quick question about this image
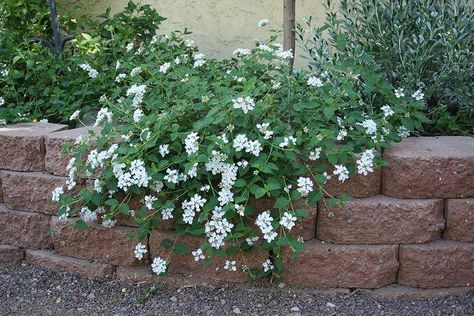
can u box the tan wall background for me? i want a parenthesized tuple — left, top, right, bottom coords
(61, 0, 332, 67)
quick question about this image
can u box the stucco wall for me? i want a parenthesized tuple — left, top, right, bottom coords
(60, 0, 331, 67)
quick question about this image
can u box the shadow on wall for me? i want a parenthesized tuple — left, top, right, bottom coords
(59, 0, 331, 67)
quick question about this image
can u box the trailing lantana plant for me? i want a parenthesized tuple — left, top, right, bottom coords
(53, 20, 426, 279)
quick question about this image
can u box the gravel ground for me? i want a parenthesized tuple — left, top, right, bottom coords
(0, 262, 472, 316)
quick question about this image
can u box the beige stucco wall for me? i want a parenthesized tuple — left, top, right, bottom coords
(62, 0, 331, 67)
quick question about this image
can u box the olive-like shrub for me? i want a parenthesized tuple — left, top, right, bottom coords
(53, 19, 425, 279)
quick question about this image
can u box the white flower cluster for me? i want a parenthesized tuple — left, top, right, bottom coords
(381, 105, 394, 118)
(94, 107, 113, 126)
(162, 208, 174, 220)
(280, 212, 297, 231)
(412, 89, 424, 101)
(144, 195, 158, 210)
(182, 194, 206, 224)
(255, 211, 277, 243)
(87, 144, 118, 169)
(52, 186, 64, 202)
(232, 96, 255, 114)
(69, 110, 80, 121)
(394, 87, 405, 98)
(192, 248, 205, 261)
(134, 243, 148, 260)
(224, 260, 237, 271)
(0, 97, 4, 107)
(126, 84, 147, 108)
(80, 207, 97, 222)
(130, 66, 142, 77)
(193, 53, 206, 68)
(205, 207, 234, 249)
(361, 119, 377, 135)
(159, 62, 171, 74)
(233, 48, 252, 57)
(296, 177, 313, 196)
(256, 123, 274, 139)
(333, 164, 349, 182)
(151, 257, 167, 275)
(398, 126, 410, 138)
(133, 108, 144, 122)
(262, 259, 274, 272)
(113, 159, 151, 191)
(309, 147, 322, 160)
(184, 132, 200, 155)
(79, 63, 98, 78)
(65, 157, 77, 190)
(232, 134, 262, 156)
(357, 149, 375, 175)
(307, 76, 323, 87)
(159, 144, 170, 157)
(279, 136, 297, 148)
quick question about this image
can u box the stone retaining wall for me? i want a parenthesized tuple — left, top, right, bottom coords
(0, 123, 473, 296)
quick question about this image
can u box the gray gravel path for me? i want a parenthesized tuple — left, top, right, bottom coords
(0, 262, 472, 315)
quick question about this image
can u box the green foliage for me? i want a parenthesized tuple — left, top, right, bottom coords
(53, 13, 424, 277)
(298, 0, 474, 135)
(0, 1, 167, 124)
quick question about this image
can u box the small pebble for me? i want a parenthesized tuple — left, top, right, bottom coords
(232, 307, 241, 314)
(170, 296, 178, 302)
(326, 302, 336, 308)
(278, 282, 286, 289)
(290, 306, 300, 312)
(87, 293, 96, 300)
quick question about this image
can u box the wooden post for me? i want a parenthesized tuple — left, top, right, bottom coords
(283, 0, 296, 68)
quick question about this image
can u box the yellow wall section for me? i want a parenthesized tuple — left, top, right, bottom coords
(60, 0, 331, 67)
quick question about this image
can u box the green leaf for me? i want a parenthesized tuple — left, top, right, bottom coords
(274, 197, 289, 209)
(74, 219, 89, 230)
(249, 185, 266, 198)
(174, 243, 189, 255)
(160, 239, 174, 249)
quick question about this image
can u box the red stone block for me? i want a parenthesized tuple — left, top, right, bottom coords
(51, 217, 147, 267)
(383, 137, 474, 198)
(0, 122, 67, 171)
(0, 204, 52, 249)
(444, 198, 474, 242)
(26, 249, 115, 279)
(399, 240, 474, 288)
(325, 168, 381, 198)
(45, 126, 100, 176)
(317, 196, 444, 244)
(283, 240, 399, 288)
(1, 171, 67, 215)
(0, 245, 25, 263)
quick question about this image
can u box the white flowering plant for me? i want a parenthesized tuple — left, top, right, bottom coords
(52, 13, 426, 279)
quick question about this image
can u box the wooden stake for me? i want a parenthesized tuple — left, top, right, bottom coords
(283, 0, 296, 68)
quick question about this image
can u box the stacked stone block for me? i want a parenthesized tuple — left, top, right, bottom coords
(0, 123, 473, 294)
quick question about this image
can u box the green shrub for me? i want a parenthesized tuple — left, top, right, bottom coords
(298, 0, 473, 135)
(0, 1, 169, 124)
(53, 16, 425, 277)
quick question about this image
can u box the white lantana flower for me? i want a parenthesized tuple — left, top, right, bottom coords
(394, 87, 405, 98)
(412, 89, 424, 101)
(280, 212, 297, 231)
(233, 48, 251, 57)
(184, 132, 199, 155)
(192, 248, 205, 261)
(296, 177, 313, 196)
(79, 63, 98, 78)
(133, 108, 144, 122)
(159, 62, 171, 74)
(381, 105, 394, 118)
(151, 257, 167, 275)
(69, 110, 80, 121)
(134, 243, 148, 260)
(309, 147, 322, 160)
(307, 76, 323, 87)
(232, 96, 255, 114)
(51, 186, 64, 202)
(224, 260, 237, 271)
(262, 259, 274, 272)
(333, 164, 349, 182)
(80, 207, 97, 223)
(357, 149, 375, 175)
(162, 208, 174, 220)
(159, 144, 170, 157)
